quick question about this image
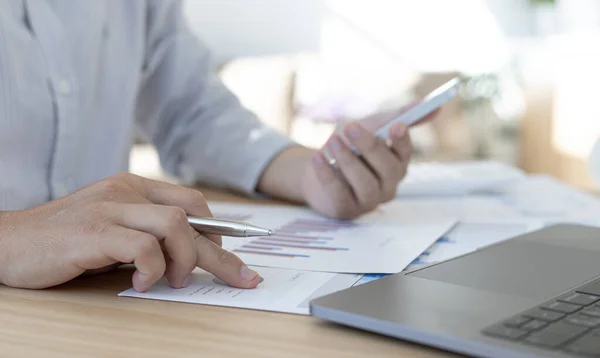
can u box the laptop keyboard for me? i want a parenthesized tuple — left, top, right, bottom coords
(483, 278, 600, 356)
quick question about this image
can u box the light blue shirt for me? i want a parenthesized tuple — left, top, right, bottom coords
(0, 0, 293, 211)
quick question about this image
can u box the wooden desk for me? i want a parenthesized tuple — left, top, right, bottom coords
(0, 188, 457, 358)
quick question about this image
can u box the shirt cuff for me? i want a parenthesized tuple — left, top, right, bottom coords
(237, 130, 297, 197)
(178, 127, 296, 197)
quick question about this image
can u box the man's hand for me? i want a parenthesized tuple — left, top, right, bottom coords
(0, 173, 261, 292)
(301, 120, 412, 219)
(258, 105, 437, 219)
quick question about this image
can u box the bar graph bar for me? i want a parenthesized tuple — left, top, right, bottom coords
(277, 218, 359, 235)
(232, 249, 309, 258)
(435, 236, 456, 244)
(240, 245, 282, 251)
(255, 237, 328, 244)
(265, 234, 334, 241)
(250, 240, 349, 251)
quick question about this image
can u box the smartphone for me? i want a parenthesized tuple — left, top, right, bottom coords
(322, 77, 460, 165)
(374, 77, 460, 139)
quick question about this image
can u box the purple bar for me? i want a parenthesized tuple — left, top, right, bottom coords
(284, 222, 342, 230)
(292, 218, 357, 228)
(241, 245, 282, 251)
(276, 228, 306, 235)
(277, 225, 338, 234)
(268, 234, 334, 241)
(250, 241, 349, 251)
(257, 238, 327, 244)
(233, 249, 309, 258)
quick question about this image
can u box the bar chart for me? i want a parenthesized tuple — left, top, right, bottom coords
(232, 218, 355, 258)
(211, 202, 455, 273)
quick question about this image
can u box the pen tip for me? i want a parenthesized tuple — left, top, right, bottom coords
(268, 230, 274, 235)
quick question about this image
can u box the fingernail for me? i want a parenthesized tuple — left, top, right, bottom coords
(312, 152, 326, 167)
(394, 124, 407, 138)
(240, 265, 259, 281)
(181, 274, 191, 288)
(345, 123, 363, 140)
(133, 271, 150, 292)
(328, 136, 343, 154)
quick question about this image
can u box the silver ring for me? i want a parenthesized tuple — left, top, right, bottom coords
(351, 146, 362, 156)
(328, 157, 338, 169)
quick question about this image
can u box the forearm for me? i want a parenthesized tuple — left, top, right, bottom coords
(256, 145, 315, 203)
(0, 211, 10, 240)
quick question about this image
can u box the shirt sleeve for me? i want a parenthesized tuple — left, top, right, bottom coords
(135, 0, 295, 194)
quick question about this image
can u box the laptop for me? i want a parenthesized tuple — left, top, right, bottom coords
(310, 224, 600, 358)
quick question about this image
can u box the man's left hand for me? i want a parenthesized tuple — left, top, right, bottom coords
(299, 120, 411, 219)
(257, 106, 437, 219)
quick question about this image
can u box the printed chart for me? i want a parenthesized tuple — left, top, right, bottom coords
(211, 203, 455, 274)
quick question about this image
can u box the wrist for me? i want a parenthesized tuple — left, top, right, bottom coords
(0, 211, 10, 285)
(0, 211, 9, 240)
(257, 145, 314, 203)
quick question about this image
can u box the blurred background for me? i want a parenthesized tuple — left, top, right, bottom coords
(130, 0, 600, 192)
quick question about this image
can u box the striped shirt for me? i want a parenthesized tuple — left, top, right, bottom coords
(0, 0, 293, 210)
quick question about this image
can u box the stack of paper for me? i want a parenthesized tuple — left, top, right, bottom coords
(119, 202, 456, 314)
(401, 175, 600, 272)
(119, 165, 600, 316)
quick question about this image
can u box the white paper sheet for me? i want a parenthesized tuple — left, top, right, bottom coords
(119, 267, 362, 315)
(375, 175, 600, 224)
(489, 175, 600, 220)
(370, 197, 522, 223)
(355, 218, 600, 286)
(396, 160, 526, 197)
(404, 221, 540, 271)
(207, 202, 456, 274)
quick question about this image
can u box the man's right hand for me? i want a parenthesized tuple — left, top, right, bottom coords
(0, 173, 261, 292)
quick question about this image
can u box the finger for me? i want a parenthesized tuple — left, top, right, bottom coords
(125, 174, 222, 246)
(326, 134, 381, 209)
(389, 123, 413, 165)
(100, 227, 166, 292)
(111, 203, 197, 289)
(343, 122, 404, 195)
(310, 151, 360, 219)
(193, 232, 261, 289)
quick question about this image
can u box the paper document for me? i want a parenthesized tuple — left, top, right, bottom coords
(397, 160, 525, 197)
(406, 218, 600, 273)
(489, 175, 600, 220)
(208, 202, 455, 274)
(377, 175, 600, 224)
(347, 175, 600, 286)
(119, 267, 361, 315)
(360, 218, 600, 286)
(372, 197, 522, 223)
(405, 221, 539, 271)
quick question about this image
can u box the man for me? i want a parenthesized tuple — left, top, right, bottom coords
(0, 1, 430, 293)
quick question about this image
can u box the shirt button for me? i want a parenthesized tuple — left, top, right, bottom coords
(56, 79, 72, 96)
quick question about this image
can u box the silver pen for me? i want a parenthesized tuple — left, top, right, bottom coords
(187, 216, 274, 237)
